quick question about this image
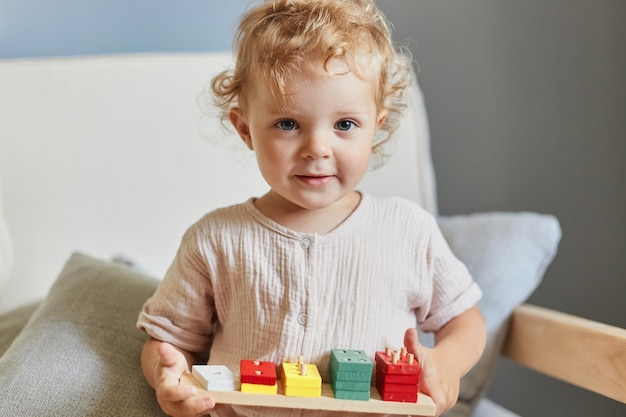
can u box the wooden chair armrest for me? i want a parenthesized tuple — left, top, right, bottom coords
(502, 304, 626, 404)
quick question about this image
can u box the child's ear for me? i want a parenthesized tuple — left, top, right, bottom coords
(229, 108, 254, 150)
(376, 109, 388, 129)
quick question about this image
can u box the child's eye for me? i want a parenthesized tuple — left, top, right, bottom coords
(335, 120, 356, 132)
(276, 120, 298, 131)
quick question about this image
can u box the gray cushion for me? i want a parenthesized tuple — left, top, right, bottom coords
(0, 253, 167, 417)
(436, 212, 561, 416)
(0, 301, 40, 357)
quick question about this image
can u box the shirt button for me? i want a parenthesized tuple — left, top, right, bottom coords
(300, 238, 311, 249)
(297, 313, 308, 326)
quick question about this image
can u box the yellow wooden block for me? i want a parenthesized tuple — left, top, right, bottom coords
(281, 362, 322, 389)
(240, 382, 278, 394)
(283, 385, 322, 398)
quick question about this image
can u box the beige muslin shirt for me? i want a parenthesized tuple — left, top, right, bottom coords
(137, 193, 481, 417)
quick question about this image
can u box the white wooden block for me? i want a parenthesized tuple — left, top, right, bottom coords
(192, 365, 239, 391)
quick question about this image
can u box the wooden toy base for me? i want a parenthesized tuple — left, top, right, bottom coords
(180, 372, 436, 415)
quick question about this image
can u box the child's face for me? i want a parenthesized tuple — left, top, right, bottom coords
(231, 59, 386, 213)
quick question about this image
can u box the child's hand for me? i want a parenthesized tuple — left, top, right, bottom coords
(153, 342, 216, 417)
(404, 328, 461, 416)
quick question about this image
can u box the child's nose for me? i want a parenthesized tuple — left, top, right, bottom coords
(301, 130, 331, 159)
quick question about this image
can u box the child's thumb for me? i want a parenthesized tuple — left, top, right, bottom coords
(156, 342, 179, 367)
(404, 327, 420, 349)
(404, 328, 427, 365)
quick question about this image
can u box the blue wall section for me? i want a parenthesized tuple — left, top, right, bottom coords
(0, 0, 250, 58)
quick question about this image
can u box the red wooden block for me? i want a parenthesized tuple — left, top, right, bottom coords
(375, 351, 421, 375)
(240, 360, 277, 385)
(379, 391, 419, 402)
(376, 368, 419, 385)
(376, 379, 418, 394)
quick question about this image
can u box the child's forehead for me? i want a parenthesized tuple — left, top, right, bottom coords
(304, 53, 351, 75)
(244, 55, 379, 108)
(252, 69, 374, 108)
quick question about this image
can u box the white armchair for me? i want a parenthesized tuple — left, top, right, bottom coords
(0, 183, 14, 291)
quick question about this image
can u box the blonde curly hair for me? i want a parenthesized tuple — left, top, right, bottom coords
(210, 0, 412, 167)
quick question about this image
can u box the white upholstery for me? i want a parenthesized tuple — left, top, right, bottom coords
(473, 398, 521, 417)
(0, 184, 14, 290)
(0, 53, 436, 313)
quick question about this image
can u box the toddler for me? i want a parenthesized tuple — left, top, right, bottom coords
(137, 1, 486, 416)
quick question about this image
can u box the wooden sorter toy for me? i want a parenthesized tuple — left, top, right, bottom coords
(185, 350, 435, 415)
(375, 346, 421, 402)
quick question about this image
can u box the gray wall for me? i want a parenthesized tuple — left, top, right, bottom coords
(2, 1, 624, 415)
(377, 1, 625, 415)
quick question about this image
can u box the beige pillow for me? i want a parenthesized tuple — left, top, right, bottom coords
(0, 253, 167, 417)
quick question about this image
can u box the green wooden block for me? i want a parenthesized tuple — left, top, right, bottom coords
(330, 349, 373, 373)
(331, 387, 371, 401)
(330, 361, 372, 382)
(330, 374, 372, 391)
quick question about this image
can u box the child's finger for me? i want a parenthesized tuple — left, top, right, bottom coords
(160, 389, 215, 417)
(157, 378, 197, 402)
(157, 342, 184, 368)
(183, 394, 216, 415)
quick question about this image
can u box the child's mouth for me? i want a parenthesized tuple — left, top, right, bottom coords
(295, 175, 334, 186)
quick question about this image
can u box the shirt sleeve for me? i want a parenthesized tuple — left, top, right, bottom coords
(136, 224, 216, 353)
(418, 215, 482, 332)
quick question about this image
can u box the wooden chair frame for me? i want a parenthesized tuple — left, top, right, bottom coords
(502, 304, 626, 404)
